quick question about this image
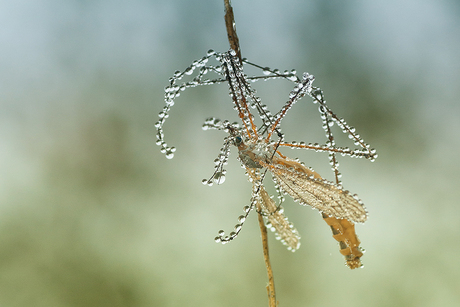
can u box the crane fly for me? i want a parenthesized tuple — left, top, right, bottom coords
(156, 49, 377, 268)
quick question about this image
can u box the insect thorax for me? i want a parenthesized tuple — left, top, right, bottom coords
(237, 139, 274, 169)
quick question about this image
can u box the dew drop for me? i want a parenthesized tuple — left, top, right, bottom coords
(213, 172, 226, 184)
(184, 66, 193, 75)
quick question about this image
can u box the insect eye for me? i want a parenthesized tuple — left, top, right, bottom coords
(235, 136, 242, 145)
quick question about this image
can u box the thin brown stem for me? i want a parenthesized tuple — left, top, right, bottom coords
(224, 0, 242, 61)
(257, 203, 277, 307)
(224, 1, 276, 304)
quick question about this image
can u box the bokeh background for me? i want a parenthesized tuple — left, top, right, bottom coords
(1, 0, 459, 306)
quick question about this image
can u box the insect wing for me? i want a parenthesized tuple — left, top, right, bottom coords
(258, 187, 300, 251)
(270, 164, 367, 223)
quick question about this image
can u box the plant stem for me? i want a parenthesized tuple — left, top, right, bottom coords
(224, 0, 242, 61)
(224, 1, 277, 305)
(257, 207, 277, 307)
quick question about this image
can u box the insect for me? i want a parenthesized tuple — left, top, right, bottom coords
(156, 49, 377, 268)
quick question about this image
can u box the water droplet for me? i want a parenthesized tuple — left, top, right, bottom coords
(201, 57, 209, 65)
(213, 172, 226, 184)
(184, 66, 193, 75)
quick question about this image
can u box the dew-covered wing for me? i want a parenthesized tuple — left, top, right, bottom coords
(270, 164, 367, 223)
(258, 187, 300, 251)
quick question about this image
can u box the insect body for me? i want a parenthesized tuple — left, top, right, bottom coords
(157, 50, 376, 268)
(233, 131, 367, 224)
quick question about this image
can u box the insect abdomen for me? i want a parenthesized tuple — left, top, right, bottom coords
(322, 213, 364, 269)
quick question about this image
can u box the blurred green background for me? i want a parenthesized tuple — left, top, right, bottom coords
(1, 0, 459, 306)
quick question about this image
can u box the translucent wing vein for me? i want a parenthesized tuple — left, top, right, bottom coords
(258, 187, 300, 251)
(270, 164, 367, 223)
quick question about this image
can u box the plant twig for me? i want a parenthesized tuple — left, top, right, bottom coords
(257, 203, 277, 307)
(223, 1, 277, 306)
(224, 0, 242, 61)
